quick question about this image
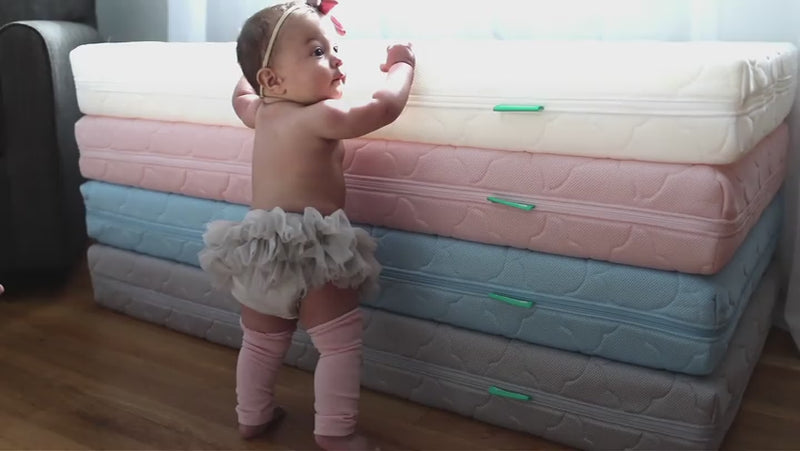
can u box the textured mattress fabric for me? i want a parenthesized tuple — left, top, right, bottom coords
(80, 181, 783, 374)
(69, 40, 797, 164)
(86, 243, 779, 450)
(76, 116, 789, 274)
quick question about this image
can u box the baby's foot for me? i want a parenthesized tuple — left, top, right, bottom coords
(315, 433, 379, 451)
(0, 284, 4, 295)
(238, 406, 286, 440)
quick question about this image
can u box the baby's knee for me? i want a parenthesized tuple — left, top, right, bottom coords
(307, 308, 363, 354)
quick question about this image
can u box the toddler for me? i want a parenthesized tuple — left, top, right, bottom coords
(199, 0, 415, 449)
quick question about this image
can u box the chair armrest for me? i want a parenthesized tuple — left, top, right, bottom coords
(0, 20, 99, 272)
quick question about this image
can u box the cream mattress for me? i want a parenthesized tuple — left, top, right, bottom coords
(69, 40, 798, 164)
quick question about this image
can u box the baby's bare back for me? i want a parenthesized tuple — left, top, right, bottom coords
(251, 104, 347, 216)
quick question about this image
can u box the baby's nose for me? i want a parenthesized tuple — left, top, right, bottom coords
(331, 55, 343, 67)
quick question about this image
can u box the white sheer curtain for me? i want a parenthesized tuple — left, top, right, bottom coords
(173, 0, 800, 349)
(194, 0, 799, 42)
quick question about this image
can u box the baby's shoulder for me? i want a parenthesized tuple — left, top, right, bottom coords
(257, 100, 334, 136)
(258, 100, 310, 124)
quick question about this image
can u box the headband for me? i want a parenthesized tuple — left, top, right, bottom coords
(260, 3, 303, 70)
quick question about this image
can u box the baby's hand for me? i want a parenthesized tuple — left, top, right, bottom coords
(380, 43, 415, 72)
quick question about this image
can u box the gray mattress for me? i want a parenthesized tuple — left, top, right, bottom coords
(87, 244, 777, 450)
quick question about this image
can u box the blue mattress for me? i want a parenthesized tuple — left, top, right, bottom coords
(81, 181, 782, 375)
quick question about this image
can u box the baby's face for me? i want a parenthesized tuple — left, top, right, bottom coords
(271, 12, 345, 104)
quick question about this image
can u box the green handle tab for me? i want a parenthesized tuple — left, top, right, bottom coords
(489, 386, 531, 401)
(493, 104, 545, 112)
(487, 197, 535, 211)
(489, 293, 534, 309)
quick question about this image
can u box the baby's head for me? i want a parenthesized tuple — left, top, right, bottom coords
(237, 1, 345, 104)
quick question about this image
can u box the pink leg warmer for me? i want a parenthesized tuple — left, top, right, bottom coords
(236, 321, 295, 426)
(307, 308, 364, 437)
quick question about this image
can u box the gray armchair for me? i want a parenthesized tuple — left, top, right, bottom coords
(0, 0, 100, 290)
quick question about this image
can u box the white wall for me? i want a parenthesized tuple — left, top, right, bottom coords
(96, 0, 208, 42)
(96, 0, 169, 42)
(204, 0, 283, 42)
(168, 0, 208, 42)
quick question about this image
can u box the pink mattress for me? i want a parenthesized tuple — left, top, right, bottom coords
(76, 116, 788, 274)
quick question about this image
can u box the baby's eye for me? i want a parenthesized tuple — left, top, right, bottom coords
(313, 47, 324, 57)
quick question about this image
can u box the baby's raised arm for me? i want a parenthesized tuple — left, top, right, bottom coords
(308, 43, 415, 139)
(232, 76, 261, 129)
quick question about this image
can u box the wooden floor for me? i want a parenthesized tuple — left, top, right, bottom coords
(0, 262, 799, 450)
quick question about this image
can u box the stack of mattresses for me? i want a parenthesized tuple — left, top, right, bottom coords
(70, 39, 796, 449)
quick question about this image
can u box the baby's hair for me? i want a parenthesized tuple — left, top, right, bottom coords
(236, 1, 317, 92)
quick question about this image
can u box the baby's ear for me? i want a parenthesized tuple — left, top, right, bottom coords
(257, 67, 284, 96)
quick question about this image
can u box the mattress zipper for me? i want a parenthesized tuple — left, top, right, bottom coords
(93, 272, 242, 326)
(379, 268, 724, 339)
(87, 207, 217, 240)
(80, 149, 251, 175)
(346, 175, 740, 236)
(291, 331, 716, 442)
(408, 80, 794, 116)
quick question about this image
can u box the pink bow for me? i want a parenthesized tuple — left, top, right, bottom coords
(318, 0, 338, 14)
(330, 15, 346, 36)
(309, 0, 346, 35)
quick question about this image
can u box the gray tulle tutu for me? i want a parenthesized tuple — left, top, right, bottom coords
(199, 207, 381, 319)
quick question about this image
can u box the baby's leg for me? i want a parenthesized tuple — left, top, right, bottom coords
(237, 305, 296, 439)
(300, 284, 375, 450)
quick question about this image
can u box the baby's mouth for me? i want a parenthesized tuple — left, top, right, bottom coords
(333, 74, 346, 84)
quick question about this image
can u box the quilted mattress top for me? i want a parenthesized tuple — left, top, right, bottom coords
(80, 180, 780, 339)
(70, 40, 798, 164)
